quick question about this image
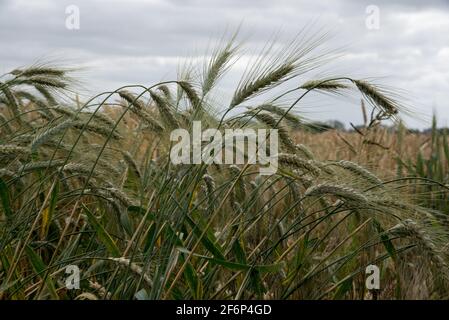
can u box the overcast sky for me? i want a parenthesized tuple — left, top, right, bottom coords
(1, 0, 448, 128)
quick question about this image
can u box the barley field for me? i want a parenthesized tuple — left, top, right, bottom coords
(1, 37, 449, 300)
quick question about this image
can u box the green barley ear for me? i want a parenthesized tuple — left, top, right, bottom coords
(11, 66, 66, 78)
(229, 32, 329, 108)
(15, 90, 55, 120)
(228, 188, 241, 214)
(256, 104, 302, 127)
(118, 91, 164, 132)
(329, 160, 382, 185)
(35, 85, 58, 106)
(202, 38, 239, 96)
(178, 81, 201, 109)
(278, 153, 321, 176)
(352, 80, 400, 117)
(61, 162, 96, 176)
(285, 177, 304, 209)
(13, 133, 71, 151)
(229, 165, 246, 197)
(203, 174, 216, 195)
(231, 64, 294, 108)
(0, 83, 21, 121)
(105, 187, 137, 208)
(15, 91, 47, 109)
(136, 108, 165, 133)
(9, 65, 73, 91)
(118, 90, 146, 110)
(295, 144, 315, 159)
(202, 174, 216, 209)
(300, 79, 348, 92)
(157, 85, 172, 101)
(389, 219, 449, 279)
(18, 77, 69, 89)
(53, 105, 77, 118)
(150, 91, 179, 128)
(18, 159, 65, 172)
(0, 168, 17, 179)
(73, 120, 122, 140)
(304, 183, 368, 204)
(247, 110, 296, 151)
(82, 110, 116, 128)
(0, 144, 30, 158)
(30, 119, 74, 152)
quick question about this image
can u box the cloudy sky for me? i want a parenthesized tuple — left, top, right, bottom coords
(1, 0, 448, 128)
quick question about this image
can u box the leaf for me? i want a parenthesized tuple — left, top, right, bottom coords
(83, 204, 121, 257)
(232, 238, 247, 264)
(0, 279, 19, 294)
(163, 225, 202, 299)
(0, 178, 12, 219)
(333, 277, 353, 299)
(249, 269, 266, 297)
(143, 223, 158, 253)
(442, 130, 449, 163)
(128, 205, 155, 220)
(40, 180, 59, 239)
(120, 210, 134, 237)
(416, 152, 425, 176)
(181, 254, 202, 299)
(25, 245, 59, 300)
(373, 220, 397, 259)
(185, 213, 225, 260)
(177, 247, 284, 273)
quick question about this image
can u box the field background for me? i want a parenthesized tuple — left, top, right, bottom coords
(1, 43, 449, 300)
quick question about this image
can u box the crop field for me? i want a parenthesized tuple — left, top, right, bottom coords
(1, 38, 449, 300)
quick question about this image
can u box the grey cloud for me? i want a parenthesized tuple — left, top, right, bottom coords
(0, 0, 448, 128)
